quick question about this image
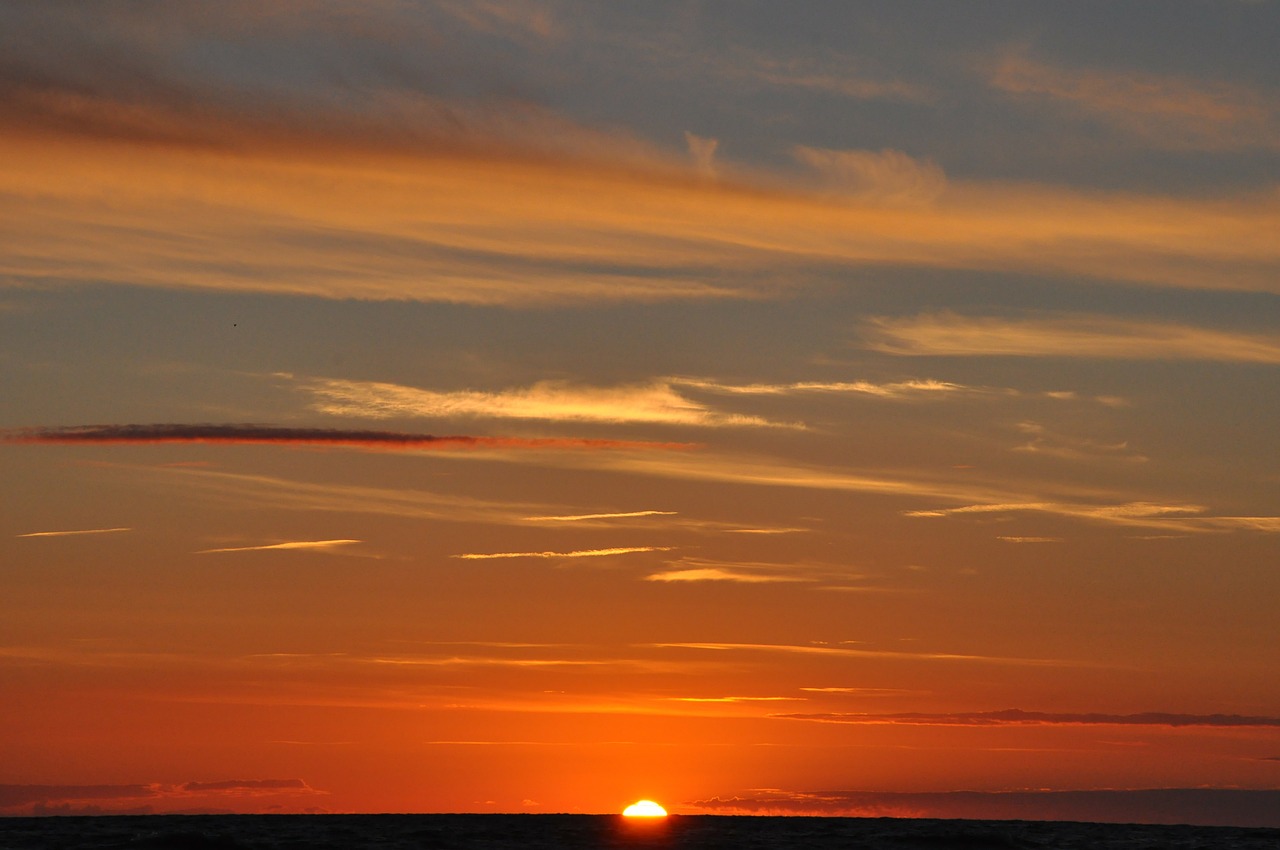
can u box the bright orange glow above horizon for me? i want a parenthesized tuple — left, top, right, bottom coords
(1, 0, 1279, 830)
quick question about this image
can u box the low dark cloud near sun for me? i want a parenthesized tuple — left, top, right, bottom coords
(689, 789, 1280, 828)
(0, 779, 323, 816)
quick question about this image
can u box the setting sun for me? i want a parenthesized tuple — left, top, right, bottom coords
(622, 800, 668, 818)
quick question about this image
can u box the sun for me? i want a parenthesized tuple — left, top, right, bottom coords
(622, 799, 668, 817)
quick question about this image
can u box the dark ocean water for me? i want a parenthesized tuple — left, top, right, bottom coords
(1, 814, 1278, 850)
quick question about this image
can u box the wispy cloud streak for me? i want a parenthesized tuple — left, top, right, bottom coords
(991, 52, 1280, 152)
(670, 376, 987, 399)
(652, 642, 1072, 667)
(195, 539, 362, 555)
(453, 546, 674, 561)
(523, 510, 677, 522)
(297, 377, 786, 427)
(3, 424, 693, 451)
(775, 709, 1280, 727)
(646, 568, 811, 584)
(906, 500, 1280, 534)
(863, 314, 1280, 362)
(17, 527, 132, 538)
(645, 556, 842, 585)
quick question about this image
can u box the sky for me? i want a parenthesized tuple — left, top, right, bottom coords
(1, 0, 1279, 826)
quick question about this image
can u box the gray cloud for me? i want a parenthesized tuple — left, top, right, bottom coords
(688, 788, 1280, 827)
(0, 779, 323, 816)
(3, 423, 691, 451)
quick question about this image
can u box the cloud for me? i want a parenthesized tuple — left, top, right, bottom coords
(130, 464, 806, 540)
(250, 642, 715, 677)
(799, 687, 918, 696)
(997, 536, 1063, 544)
(536, 449, 1244, 534)
(0, 778, 323, 816)
(793, 146, 947, 204)
(745, 56, 932, 104)
(519, 508, 787, 535)
(905, 499, 1280, 535)
(296, 376, 788, 428)
(522, 510, 677, 522)
(670, 376, 989, 399)
(178, 779, 315, 794)
(646, 567, 811, 584)
(666, 696, 804, 703)
(6, 116, 1280, 303)
(195, 539, 362, 555)
(435, 0, 560, 42)
(862, 313, 1280, 362)
(1012, 421, 1147, 463)
(684, 131, 719, 177)
(3, 423, 694, 451)
(774, 709, 1280, 727)
(0, 2, 651, 163)
(687, 788, 1280, 827)
(16, 527, 132, 538)
(644, 555, 848, 585)
(118, 463, 826, 538)
(904, 502, 1201, 521)
(652, 642, 1071, 667)
(123, 464, 554, 527)
(0, 784, 160, 811)
(991, 52, 1280, 152)
(3, 7, 1279, 306)
(1193, 516, 1280, 532)
(452, 546, 674, 560)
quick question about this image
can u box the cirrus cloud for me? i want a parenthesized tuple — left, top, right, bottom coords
(862, 313, 1280, 362)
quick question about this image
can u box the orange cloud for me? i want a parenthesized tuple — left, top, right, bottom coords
(523, 510, 677, 522)
(991, 52, 1280, 151)
(296, 377, 786, 427)
(4, 7, 1279, 306)
(671, 375, 998, 399)
(997, 536, 1063, 544)
(793, 146, 947, 204)
(5, 130, 1280, 304)
(652, 642, 1071, 667)
(453, 546, 675, 561)
(1012, 421, 1147, 463)
(195, 539, 362, 555)
(645, 567, 811, 584)
(776, 709, 1280, 727)
(862, 313, 1280, 362)
(16, 527, 132, 538)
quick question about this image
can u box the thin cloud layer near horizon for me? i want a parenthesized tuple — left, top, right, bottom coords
(1, 0, 1277, 825)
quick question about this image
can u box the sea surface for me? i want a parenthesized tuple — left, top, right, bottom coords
(1, 814, 1278, 850)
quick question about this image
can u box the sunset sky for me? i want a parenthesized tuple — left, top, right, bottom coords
(2, 0, 1279, 825)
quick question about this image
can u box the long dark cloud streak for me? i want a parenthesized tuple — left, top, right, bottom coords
(2, 424, 693, 452)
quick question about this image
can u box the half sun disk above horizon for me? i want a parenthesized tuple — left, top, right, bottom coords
(623, 800, 667, 817)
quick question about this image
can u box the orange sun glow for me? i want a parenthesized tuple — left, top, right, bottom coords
(622, 800, 668, 817)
